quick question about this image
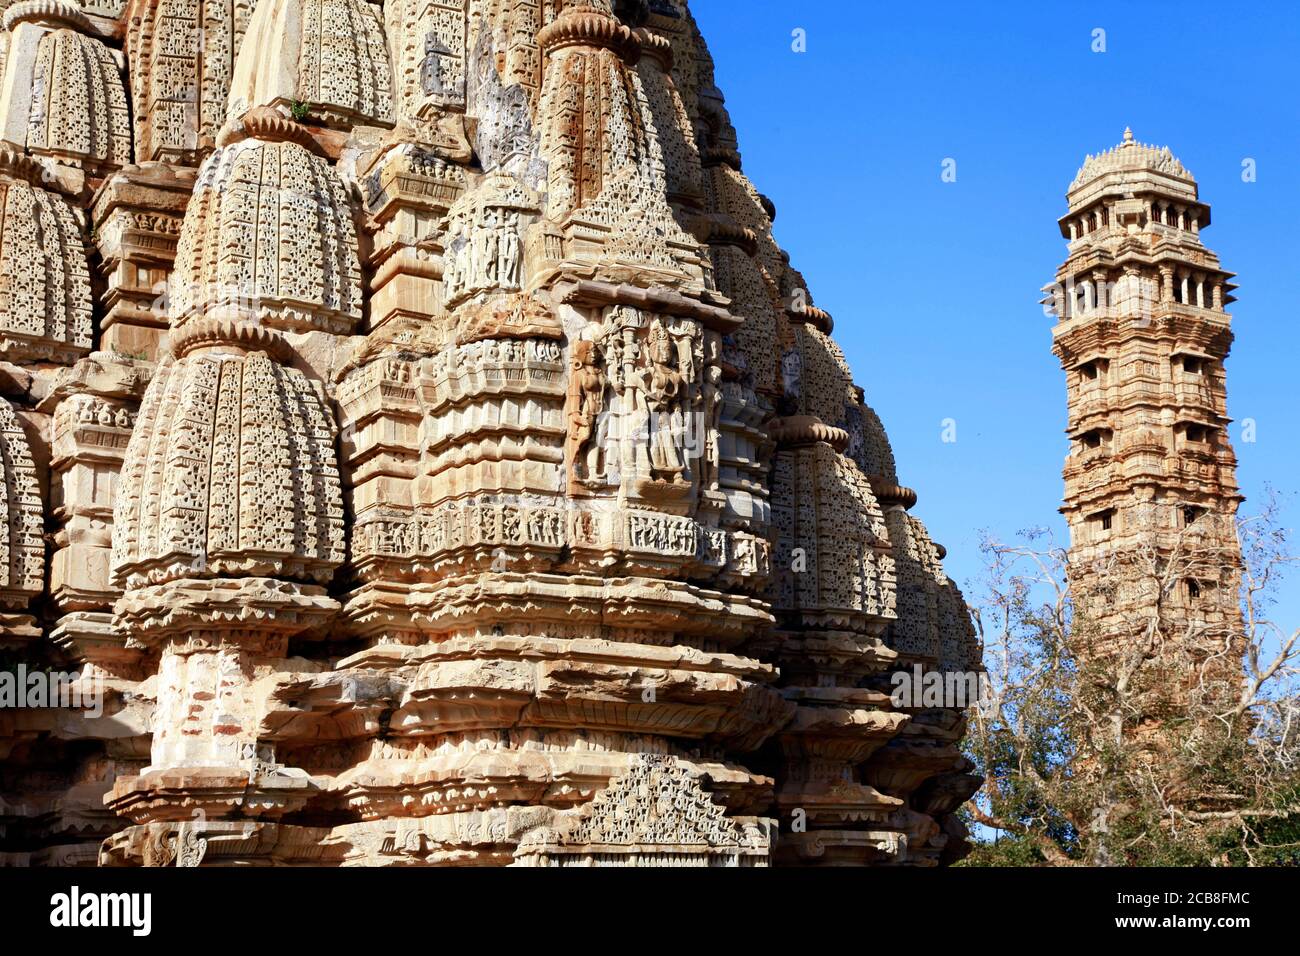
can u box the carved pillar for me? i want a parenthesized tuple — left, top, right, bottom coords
(336, 355, 423, 582)
(43, 356, 147, 621)
(1091, 269, 1108, 312)
(361, 145, 468, 333)
(91, 165, 195, 361)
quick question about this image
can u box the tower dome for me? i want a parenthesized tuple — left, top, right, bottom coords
(1, 1, 132, 174)
(226, 0, 394, 128)
(169, 128, 363, 334)
(110, 319, 346, 592)
(0, 147, 92, 363)
(1068, 127, 1197, 209)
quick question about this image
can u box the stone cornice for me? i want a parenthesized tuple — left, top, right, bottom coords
(169, 318, 297, 362)
(538, 6, 642, 62)
(767, 415, 850, 452)
(3, 0, 92, 32)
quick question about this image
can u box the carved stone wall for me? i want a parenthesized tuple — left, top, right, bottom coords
(0, 0, 981, 868)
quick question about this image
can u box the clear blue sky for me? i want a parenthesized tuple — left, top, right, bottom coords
(693, 1, 1300, 629)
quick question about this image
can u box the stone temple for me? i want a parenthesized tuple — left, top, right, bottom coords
(0, 0, 981, 866)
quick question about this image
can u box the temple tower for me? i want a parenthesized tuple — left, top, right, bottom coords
(1049, 128, 1244, 667)
(0, 0, 983, 867)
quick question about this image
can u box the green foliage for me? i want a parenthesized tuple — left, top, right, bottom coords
(958, 834, 1048, 867)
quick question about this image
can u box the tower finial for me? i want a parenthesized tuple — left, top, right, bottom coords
(1122, 126, 1134, 144)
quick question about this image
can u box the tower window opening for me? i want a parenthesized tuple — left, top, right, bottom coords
(1184, 424, 1210, 444)
(1079, 428, 1112, 450)
(1182, 356, 1205, 375)
(1078, 358, 1110, 384)
(1092, 509, 1115, 533)
(1186, 578, 1202, 600)
(1183, 505, 1206, 527)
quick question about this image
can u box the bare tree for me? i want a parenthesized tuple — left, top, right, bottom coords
(963, 494, 1300, 866)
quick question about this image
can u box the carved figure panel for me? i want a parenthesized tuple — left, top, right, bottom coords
(567, 304, 719, 504)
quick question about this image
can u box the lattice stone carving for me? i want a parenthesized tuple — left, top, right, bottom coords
(537, 9, 661, 213)
(0, 396, 43, 607)
(111, 322, 346, 590)
(227, 0, 395, 127)
(169, 138, 363, 333)
(26, 27, 132, 172)
(846, 401, 899, 486)
(771, 439, 896, 630)
(0, 163, 92, 362)
(939, 578, 981, 673)
(385, 0, 466, 120)
(883, 509, 942, 664)
(513, 755, 770, 866)
(785, 324, 859, 432)
(634, 24, 704, 207)
(125, 0, 254, 163)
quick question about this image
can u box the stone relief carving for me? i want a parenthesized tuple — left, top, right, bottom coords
(567, 304, 717, 500)
(440, 174, 538, 306)
(514, 755, 770, 866)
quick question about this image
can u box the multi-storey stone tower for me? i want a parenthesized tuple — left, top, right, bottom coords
(1050, 129, 1244, 663)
